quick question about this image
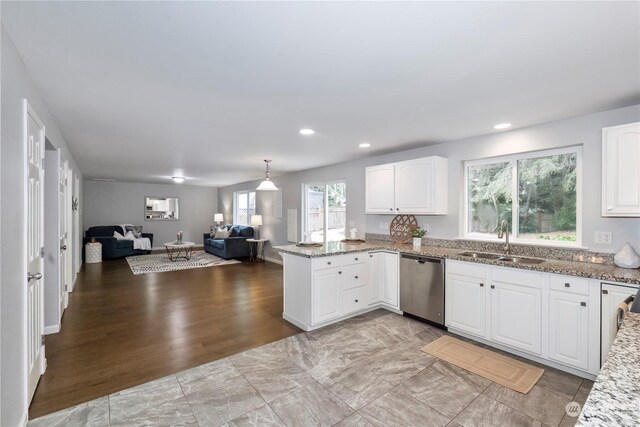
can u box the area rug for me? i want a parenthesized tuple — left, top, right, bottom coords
(422, 336, 544, 394)
(126, 251, 240, 275)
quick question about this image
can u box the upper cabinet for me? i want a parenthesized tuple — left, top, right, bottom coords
(602, 122, 640, 217)
(365, 156, 448, 215)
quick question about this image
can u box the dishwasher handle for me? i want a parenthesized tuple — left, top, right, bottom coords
(401, 254, 443, 264)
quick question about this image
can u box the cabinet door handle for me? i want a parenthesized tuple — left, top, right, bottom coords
(327, 261, 331, 265)
(396, 208, 400, 211)
(355, 276, 359, 279)
(480, 283, 484, 287)
(355, 299, 359, 303)
(607, 206, 613, 210)
(602, 290, 609, 294)
(490, 285, 495, 289)
(370, 254, 373, 258)
(338, 271, 342, 275)
(389, 208, 393, 211)
(581, 302, 587, 307)
(354, 257, 358, 261)
(565, 283, 570, 287)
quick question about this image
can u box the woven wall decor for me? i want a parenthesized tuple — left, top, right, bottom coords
(389, 214, 418, 243)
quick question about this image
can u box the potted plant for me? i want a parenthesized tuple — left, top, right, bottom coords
(412, 227, 426, 251)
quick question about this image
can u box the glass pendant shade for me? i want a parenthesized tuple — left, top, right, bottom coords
(256, 160, 278, 191)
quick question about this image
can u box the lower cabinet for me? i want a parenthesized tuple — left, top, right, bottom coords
(368, 251, 399, 310)
(312, 268, 342, 324)
(490, 281, 542, 355)
(601, 282, 639, 363)
(445, 260, 600, 376)
(446, 273, 486, 338)
(548, 290, 589, 370)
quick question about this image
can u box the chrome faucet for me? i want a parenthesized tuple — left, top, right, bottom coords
(497, 220, 510, 255)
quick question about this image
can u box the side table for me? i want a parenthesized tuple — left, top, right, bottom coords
(85, 242, 102, 263)
(246, 239, 268, 262)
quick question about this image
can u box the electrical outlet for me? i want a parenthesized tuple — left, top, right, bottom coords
(349, 220, 356, 228)
(594, 231, 612, 245)
(379, 222, 385, 230)
(424, 224, 430, 233)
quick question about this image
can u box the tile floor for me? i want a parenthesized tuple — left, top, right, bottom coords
(28, 310, 593, 427)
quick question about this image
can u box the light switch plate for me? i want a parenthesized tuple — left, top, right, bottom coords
(594, 231, 612, 244)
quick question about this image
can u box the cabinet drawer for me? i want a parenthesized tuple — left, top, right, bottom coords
(492, 266, 542, 289)
(341, 263, 369, 290)
(447, 260, 487, 279)
(549, 274, 590, 296)
(343, 286, 369, 315)
(313, 256, 345, 271)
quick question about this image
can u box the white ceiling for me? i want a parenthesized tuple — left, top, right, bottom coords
(3, 1, 639, 186)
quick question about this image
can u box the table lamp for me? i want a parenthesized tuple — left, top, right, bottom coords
(251, 215, 263, 239)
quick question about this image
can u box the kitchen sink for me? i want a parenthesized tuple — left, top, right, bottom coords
(498, 256, 545, 265)
(459, 252, 545, 265)
(459, 252, 502, 260)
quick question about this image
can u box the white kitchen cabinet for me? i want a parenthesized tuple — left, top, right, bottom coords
(365, 164, 395, 213)
(312, 268, 342, 324)
(365, 156, 448, 215)
(490, 281, 542, 355)
(368, 251, 399, 309)
(446, 273, 487, 338)
(601, 282, 639, 363)
(548, 290, 589, 370)
(602, 122, 640, 217)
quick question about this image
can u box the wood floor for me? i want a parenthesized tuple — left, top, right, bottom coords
(29, 257, 301, 419)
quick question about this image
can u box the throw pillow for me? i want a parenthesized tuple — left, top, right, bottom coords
(125, 225, 143, 238)
(214, 228, 230, 239)
(124, 231, 136, 241)
(113, 231, 126, 240)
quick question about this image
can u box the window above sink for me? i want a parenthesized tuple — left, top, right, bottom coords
(463, 146, 582, 247)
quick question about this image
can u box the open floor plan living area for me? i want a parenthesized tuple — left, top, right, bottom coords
(1, 2, 640, 426)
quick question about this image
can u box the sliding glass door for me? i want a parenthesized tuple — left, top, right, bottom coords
(303, 180, 346, 243)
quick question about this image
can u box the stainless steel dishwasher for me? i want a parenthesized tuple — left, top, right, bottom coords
(400, 254, 445, 326)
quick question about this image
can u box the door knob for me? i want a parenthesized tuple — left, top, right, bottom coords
(61, 244, 67, 251)
(27, 272, 42, 282)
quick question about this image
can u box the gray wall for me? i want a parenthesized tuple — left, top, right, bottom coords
(219, 104, 640, 261)
(83, 181, 218, 247)
(1, 25, 84, 427)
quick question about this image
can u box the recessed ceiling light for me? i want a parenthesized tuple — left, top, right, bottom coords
(172, 176, 185, 184)
(494, 123, 512, 130)
(359, 142, 372, 148)
(299, 128, 315, 135)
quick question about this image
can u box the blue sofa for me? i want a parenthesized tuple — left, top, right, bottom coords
(203, 224, 254, 259)
(84, 225, 154, 260)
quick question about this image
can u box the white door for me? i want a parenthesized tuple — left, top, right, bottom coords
(446, 273, 486, 338)
(25, 101, 46, 402)
(601, 282, 639, 363)
(365, 164, 395, 213)
(65, 165, 73, 292)
(548, 291, 589, 370)
(602, 122, 640, 216)
(490, 281, 542, 355)
(394, 158, 434, 214)
(381, 252, 399, 308)
(312, 268, 341, 324)
(368, 253, 382, 304)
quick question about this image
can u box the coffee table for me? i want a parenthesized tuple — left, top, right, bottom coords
(163, 242, 195, 262)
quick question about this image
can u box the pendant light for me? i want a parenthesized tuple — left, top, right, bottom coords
(256, 160, 278, 191)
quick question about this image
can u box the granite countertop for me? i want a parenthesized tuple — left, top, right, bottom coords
(273, 240, 640, 285)
(577, 312, 640, 426)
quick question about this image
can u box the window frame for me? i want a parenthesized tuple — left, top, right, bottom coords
(301, 179, 347, 243)
(462, 146, 583, 247)
(233, 189, 256, 226)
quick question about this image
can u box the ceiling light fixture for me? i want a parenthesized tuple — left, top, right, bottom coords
(299, 128, 315, 135)
(172, 176, 185, 184)
(494, 123, 512, 130)
(359, 142, 372, 148)
(256, 160, 278, 191)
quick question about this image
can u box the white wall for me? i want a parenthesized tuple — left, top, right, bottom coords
(219, 104, 640, 261)
(1, 25, 84, 427)
(83, 180, 218, 247)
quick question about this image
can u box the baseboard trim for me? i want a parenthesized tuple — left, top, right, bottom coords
(264, 256, 283, 265)
(44, 324, 61, 335)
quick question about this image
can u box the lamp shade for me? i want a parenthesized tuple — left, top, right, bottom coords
(251, 215, 263, 226)
(214, 213, 224, 222)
